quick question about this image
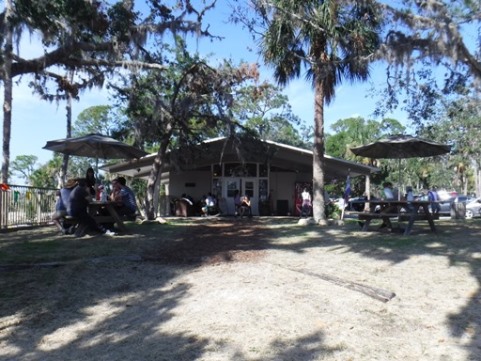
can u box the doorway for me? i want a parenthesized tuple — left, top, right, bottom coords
(223, 178, 258, 215)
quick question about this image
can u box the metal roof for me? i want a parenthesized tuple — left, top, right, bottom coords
(101, 137, 379, 180)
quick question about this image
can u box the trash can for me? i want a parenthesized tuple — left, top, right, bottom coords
(450, 202, 466, 219)
(276, 200, 289, 216)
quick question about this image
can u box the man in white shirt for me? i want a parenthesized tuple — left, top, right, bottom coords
(301, 188, 312, 217)
(383, 182, 395, 200)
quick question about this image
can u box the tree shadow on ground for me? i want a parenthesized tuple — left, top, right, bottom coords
(134, 216, 481, 360)
(1, 217, 481, 360)
(0, 219, 335, 360)
(152, 217, 481, 360)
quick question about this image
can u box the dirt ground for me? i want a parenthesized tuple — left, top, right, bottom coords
(1, 217, 481, 361)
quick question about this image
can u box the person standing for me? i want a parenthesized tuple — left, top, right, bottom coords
(301, 188, 312, 217)
(405, 186, 415, 212)
(428, 186, 441, 214)
(234, 190, 241, 216)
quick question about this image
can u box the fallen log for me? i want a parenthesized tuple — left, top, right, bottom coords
(270, 263, 396, 303)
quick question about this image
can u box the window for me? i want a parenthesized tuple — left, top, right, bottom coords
(226, 180, 239, 198)
(224, 163, 257, 177)
(213, 164, 222, 177)
(212, 178, 222, 199)
(244, 181, 254, 198)
(259, 164, 268, 177)
(259, 179, 268, 201)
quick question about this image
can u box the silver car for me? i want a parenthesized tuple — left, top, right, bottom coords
(465, 198, 481, 219)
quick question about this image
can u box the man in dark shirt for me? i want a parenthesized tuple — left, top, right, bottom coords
(68, 178, 114, 237)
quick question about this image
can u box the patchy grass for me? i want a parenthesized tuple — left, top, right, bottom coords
(0, 217, 478, 265)
(2, 217, 481, 361)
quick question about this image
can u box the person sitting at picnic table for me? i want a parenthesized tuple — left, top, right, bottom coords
(85, 167, 97, 199)
(239, 194, 252, 218)
(377, 182, 400, 229)
(52, 178, 78, 234)
(110, 176, 137, 218)
(201, 192, 217, 216)
(383, 182, 395, 200)
(68, 178, 114, 237)
(52, 190, 66, 233)
(97, 184, 108, 202)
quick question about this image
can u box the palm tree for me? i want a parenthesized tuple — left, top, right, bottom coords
(1, 0, 14, 184)
(252, 0, 381, 222)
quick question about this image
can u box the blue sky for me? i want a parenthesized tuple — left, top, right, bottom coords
(4, 1, 408, 183)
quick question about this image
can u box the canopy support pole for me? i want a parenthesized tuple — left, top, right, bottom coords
(398, 158, 402, 200)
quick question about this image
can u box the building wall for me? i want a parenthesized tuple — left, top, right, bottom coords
(269, 172, 292, 215)
(162, 167, 313, 217)
(168, 170, 212, 201)
(269, 171, 312, 215)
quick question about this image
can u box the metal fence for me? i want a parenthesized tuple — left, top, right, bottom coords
(0, 184, 57, 230)
(0, 184, 177, 230)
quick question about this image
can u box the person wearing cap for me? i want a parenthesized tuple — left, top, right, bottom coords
(61, 178, 78, 210)
(110, 176, 137, 218)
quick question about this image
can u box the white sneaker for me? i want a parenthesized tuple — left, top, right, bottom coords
(104, 230, 116, 236)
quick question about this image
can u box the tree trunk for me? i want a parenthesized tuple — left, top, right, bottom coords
(2, 0, 14, 184)
(477, 165, 481, 197)
(144, 137, 170, 220)
(61, 82, 74, 187)
(312, 80, 326, 224)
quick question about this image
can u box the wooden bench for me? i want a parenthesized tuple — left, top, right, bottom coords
(345, 211, 439, 221)
(346, 211, 437, 235)
(64, 215, 79, 223)
(93, 215, 135, 223)
(397, 213, 439, 222)
(62, 216, 79, 233)
(88, 202, 130, 232)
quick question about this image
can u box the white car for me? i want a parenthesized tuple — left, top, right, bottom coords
(465, 198, 481, 219)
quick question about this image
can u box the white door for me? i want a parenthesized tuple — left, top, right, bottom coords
(224, 178, 241, 215)
(223, 178, 258, 215)
(242, 178, 258, 215)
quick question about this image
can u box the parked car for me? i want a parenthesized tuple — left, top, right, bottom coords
(416, 194, 474, 215)
(465, 198, 481, 219)
(438, 195, 475, 215)
(347, 196, 368, 211)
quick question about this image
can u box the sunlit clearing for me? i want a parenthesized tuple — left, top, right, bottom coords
(38, 302, 125, 351)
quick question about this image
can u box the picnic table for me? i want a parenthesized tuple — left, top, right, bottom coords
(89, 201, 128, 233)
(348, 200, 436, 236)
